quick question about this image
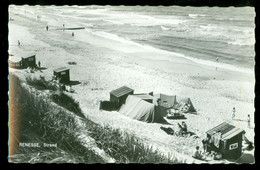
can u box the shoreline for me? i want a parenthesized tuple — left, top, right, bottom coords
(8, 11, 255, 163)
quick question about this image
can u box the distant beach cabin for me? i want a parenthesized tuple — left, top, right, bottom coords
(9, 59, 22, 69)
(53, 67, 70, 83)
(206, 122, 245, 159)
(21, 55, 36, 68)
(110, 86, 134, 109)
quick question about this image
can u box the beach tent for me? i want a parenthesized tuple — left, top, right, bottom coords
(119, 95, 165, 123)
(176, 96, 196, 112)
(154, 93, 176, 108)
(206, 122, 245, 159)
(133, 94, 158, 105)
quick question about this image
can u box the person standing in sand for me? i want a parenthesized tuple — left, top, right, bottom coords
(46, 25, 48, 31)
(215, 57, 219, 70)
(38, 61, 41, 68)
(247, 114, 250, 128)
(232, 107, 236, 120)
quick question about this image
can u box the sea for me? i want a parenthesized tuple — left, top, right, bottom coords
(10, 5, 255, 73)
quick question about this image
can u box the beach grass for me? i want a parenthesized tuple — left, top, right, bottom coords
(25, 74, 56, 91)
(9, 73, 104, 163)
(9, 73, 181, 163)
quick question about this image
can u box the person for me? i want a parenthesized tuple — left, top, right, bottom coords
(72, 32, 74, 37)
(202, 136, 210, 153)
(178, 121, 187, 135)
(38, 61, 41, 68)
(68, 85, 75, 93)
(62, 84, 67, 92)
(63, 24, 65, 31)
(232, 107, 236, 120)
(247, 114, 250, 128)
(46, 25, 48, 31)
(215, 57, 219, 70)
(18, 40, 20, 47)
(192, 146, 203, 159)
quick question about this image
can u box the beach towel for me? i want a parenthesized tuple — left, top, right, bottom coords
(212, 133, 222, 148)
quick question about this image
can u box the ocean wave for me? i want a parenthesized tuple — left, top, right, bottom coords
(90, 31, 253, 74)
(188, 14, 207, 18)
(160, 26, 171, 31)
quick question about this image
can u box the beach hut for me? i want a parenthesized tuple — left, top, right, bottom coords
(110, 86, 134, 109)
(21, 55, 36, 68)
(9, 59, 22, 69)
(53, 67, 70, 83)
(206, 122, 245, 159)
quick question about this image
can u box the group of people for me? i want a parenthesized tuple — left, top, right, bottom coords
(50, 75, 75, 95)
(192, 145, 222, 161)
(46, 24, 74, 37)
(193, 133, 223, 161)
(232, 107, 251, 128)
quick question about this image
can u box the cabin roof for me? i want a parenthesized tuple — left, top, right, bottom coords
(206, 122, 245, 140)
(110, 86, 134, 98)
(53, 67, 70, 73)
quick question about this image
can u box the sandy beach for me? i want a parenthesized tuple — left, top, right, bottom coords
(8, 6, 255, 163)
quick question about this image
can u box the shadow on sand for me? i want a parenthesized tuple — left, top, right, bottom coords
(62, 80, 81, 86)
(38, 67, 47, 71)
(234, 153, 255, 163)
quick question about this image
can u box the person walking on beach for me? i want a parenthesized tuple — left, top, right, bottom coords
(18, 40, 20, 47)
(215, 57, 219, 70)
(46, 25, 48, 31)
(38, 61, 41, 68)
(232, 107, 236, 120)
(247, 114, 250, 128)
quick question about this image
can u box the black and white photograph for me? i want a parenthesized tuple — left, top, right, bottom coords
(8, 1, 255, 164)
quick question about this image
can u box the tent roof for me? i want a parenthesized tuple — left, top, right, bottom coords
(53, 67, 70, 73)
(133, 94, 156, 100)
(132, 94, 158, 105)
(110, 86, 134, 98)
(119, 95, 164, 123)
(206, 122, 245, 140)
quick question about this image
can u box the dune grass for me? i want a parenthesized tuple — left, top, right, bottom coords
(9, 73, 104, 163)
(9, 73, 181, 163)
(25, 74, 56, 91)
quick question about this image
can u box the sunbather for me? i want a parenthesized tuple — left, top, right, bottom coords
(192, 146, 203, 160)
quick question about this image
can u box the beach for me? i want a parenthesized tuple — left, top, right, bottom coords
(8, 5, 255, 163)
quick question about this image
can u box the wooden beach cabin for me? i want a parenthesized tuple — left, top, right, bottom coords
(110, 86, 134, 109)
(206, 122, 245, 159)
(9, 59, 22, 69)
(53, 67, 70, 84)
(21, 55, 36, 68)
